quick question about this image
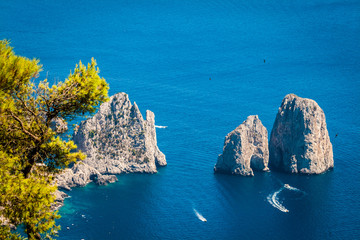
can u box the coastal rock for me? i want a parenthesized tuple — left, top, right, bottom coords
(56, 163, 117, 190)
(214, 115, 269, 176)
(52, 190, 69, 210)
(56, 92, 166, 190)
(50, 117, 68, 134)
(269, 94, 333, 174)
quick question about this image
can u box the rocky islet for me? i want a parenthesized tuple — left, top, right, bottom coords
(215, 94, 333, 176)
(214, 115, 269, 176)
(55, 92, 334, 208)
(269, 94, 334, 174)
(56, 92, 166, 191)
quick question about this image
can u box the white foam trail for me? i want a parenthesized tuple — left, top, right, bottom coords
(193, 208, 207, 222)
(267, 188, 289, 213)
(155, 125, 168, 129)
(284, 184, 300, 192)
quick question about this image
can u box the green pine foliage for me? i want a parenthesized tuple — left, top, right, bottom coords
(0, 40, 109, 239)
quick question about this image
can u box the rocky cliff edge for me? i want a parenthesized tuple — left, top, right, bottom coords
(56, 92, 166, 190)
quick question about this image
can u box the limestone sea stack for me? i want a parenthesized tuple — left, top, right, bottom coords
(214, 115, 269, 176)
(56, 92, 166, 190)
(269, 94, 333, 174)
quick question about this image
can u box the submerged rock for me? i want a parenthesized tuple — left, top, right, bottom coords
(269, 94, 333, 174)
(214, 115, 269, 176)
(56, 92, 166, 190)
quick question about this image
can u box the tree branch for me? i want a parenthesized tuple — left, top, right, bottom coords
(9, 112, 40, 142)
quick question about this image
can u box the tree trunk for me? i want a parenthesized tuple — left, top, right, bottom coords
(22, 145, 40, 178)
(25, 224, 41, 240)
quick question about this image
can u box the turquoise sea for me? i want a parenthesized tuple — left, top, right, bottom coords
(1, 0, 360, 239)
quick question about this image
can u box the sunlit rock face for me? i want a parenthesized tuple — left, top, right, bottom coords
(269, 94, 333, 174)
(215, 115, 269, 176)
(56, 92, 166, 190)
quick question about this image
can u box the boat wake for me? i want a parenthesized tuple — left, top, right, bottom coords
(267, 188, 289, 213)
(267, 184, 303, 213)
(284, 184, 300, 192)
(155, 125, 168, 129)
(193, 208, 207, 222)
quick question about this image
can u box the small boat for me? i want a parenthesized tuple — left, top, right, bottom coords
(284, 184, 290, 189)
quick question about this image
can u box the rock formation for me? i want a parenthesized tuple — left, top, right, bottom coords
(269, 94, 333, 174)
(214, 115, 269, 176)
(53, 190, 69, 210)
(50, 117, 68, 134)
(56, 92, 166, 190)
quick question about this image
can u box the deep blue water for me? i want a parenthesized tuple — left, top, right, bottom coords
(1, 0, 360, 239)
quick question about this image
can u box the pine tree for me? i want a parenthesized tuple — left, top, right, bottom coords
(0, 40, 109, 239)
